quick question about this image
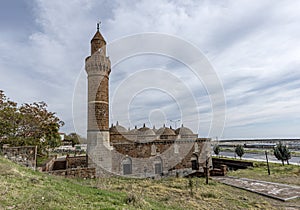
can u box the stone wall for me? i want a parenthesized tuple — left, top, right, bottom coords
(210, 165, 227, 176)
(87, 155, 117, 177)
(110, 139, 212, 177)
(212, 158, 254, 170)
(87, 134, 211, 178)
(66, 155, 87, 169)
(48, 167, 96, 178)
(1, 146, 36, 169)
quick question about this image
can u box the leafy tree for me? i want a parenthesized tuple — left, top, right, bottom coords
(0, 90, 21, 143)
(274, 142, 291, 165)
(0, 90, 64, 155)
(213, 145, 221, 157)
(235, 144, 244, 159)
(65, 132, 81, 147)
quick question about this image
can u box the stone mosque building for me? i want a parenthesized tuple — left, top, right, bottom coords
(85, 25, 212, 177)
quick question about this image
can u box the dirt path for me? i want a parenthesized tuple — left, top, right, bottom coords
(213, 176, 300, 209)
(214, 176, 300, 201)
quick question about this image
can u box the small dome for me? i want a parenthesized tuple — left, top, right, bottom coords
(137, 124, 155, 136)
(156, 125, 176, 136)
(128, 125, 138, 134)
(175, 124, 194, 135)
(110, 122, 128, 134)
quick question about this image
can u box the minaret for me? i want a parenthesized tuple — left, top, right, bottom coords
(86, 22, 110, 131)
(85, 23, 112, 175)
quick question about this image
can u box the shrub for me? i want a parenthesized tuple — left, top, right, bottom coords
(235, 145, 244, 159)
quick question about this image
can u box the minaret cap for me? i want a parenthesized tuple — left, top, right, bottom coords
(90, 22, 106, 54)
(91, 30, 106, 43)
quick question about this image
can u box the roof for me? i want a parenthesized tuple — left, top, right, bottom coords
(91, 30, 106, 44)
(175, 124, 194, 135)
(156, 126, 176, 136)
(137, 124, 155, 136)
(110, 122, 128, 134)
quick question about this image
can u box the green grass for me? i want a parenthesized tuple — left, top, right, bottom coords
(76, 176, 275, 210)
(1, 156, 299, 209)
(36, 155, 51, 166)
(0, 157, 134, 209)
(228, 160, 300, 185)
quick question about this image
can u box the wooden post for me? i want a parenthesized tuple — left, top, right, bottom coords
(188, 177, 193, 196)
(265, 150, 270, 175)
(34, 145, 37, 171)
(205, 158, 209, 184)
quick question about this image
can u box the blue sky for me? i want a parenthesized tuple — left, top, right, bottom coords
(1, 0, 300, 138)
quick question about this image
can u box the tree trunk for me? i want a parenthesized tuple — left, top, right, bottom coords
(287, 159, 289, 165)
(282, 160, 284, 166)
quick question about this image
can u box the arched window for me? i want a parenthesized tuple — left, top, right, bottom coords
(154, 157, 163, 175)
(122, 157, 132, 175)
(191, 154, 199, 170)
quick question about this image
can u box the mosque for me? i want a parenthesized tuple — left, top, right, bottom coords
(85, 24, 212, 177)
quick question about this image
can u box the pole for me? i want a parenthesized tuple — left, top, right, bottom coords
(265, 150, 270, 175)
(34, 145, 37, 171)
(205, 158, 209, 184)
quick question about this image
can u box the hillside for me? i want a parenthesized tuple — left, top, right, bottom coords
(0, 156, 296, 209)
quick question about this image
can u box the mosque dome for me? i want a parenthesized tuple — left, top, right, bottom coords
(156, 125, 176, 136)
(110, 122, 128, 134)
(137, 124, 156, 136)
(175, 124, 194, 135)
(128, 125, 138, 134)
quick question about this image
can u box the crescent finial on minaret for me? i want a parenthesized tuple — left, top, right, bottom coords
(97, 21, 101, 31)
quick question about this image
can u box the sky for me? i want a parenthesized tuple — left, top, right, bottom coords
(1, 0, 300, 139)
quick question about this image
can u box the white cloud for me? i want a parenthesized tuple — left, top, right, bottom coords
(1, 0, 300, 138)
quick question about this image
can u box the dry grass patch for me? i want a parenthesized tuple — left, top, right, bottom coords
(78, 176, 275, 209)
(2, 156, 296, 209)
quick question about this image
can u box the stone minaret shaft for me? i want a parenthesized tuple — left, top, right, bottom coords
(85, 26, 112, 176)
(86, 28, 111, 131)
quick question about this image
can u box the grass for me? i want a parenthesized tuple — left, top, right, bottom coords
(36, 155, 51, 166)
(227, 160, 300, 185)
(76, 176, 275, 210)
(1, 156, 299, 209)
(0, 157, 133, 209)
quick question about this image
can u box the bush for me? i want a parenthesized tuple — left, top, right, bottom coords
(274, 142, 291, 165)
(235, 145, 244, 159)
(213, 145, 221, 156)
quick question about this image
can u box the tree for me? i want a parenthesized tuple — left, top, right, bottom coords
(213, 145, 221, 157)
(235, 144, 244, 159)
(0, 90, 64, 155)
(0, 91, 22, 146)
(65, 133, 80, 147)
(274, 142, 291, 165)
(18, 102, 64, 154)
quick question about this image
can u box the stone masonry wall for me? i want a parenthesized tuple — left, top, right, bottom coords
(110, 139, 211, 177)
(48, 167, 96, 178)
(2, 146, 36, 169)
(66, 155, 87, 169)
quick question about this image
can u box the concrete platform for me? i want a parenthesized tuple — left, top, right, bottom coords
(213, 176, 300, 201)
